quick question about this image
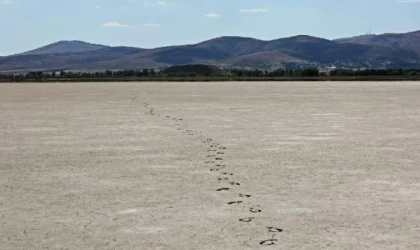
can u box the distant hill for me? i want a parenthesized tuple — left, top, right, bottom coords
(19, 41, 108, 56)
(335, 30, 420, 52)
(161, 64, 231, 76)
(0, 47, 144, 72)
(1, 30, 420, 72)
(219, 50, 302, 69)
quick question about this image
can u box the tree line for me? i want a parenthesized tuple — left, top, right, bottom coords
(228, 68, 321, 77)
(0, 67, 321, 81)
(330, 68, 420, 76)
(2, 67, 420, 82)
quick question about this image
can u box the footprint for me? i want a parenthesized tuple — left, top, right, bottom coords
(227, 201, 243, 205)
(250, 208, 262, 213)
(215, 158, 223, 161)
(239, 217, 254, 223)
(221, 172, 234, 176)
(229, 182, 240, 186)
(239, 194, 252, 198)
(210, 168, 220, 172)
(216, 188, 230, 192)
(218, 177, 229, 181)
(267, 227, 283, 233)
(260, 239, 277, 246)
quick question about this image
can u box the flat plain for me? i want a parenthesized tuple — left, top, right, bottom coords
(1, 82, 420, 249)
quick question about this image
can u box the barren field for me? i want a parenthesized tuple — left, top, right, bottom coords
(1, 82, 420, 249)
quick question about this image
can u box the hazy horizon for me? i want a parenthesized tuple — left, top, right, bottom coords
(1, 0, 420, 56)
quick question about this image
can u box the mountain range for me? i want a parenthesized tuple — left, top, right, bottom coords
(1, 30, 420, 73)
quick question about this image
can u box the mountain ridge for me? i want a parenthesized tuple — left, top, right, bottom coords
(1, 30, 420, 72)
(18, 41, 108, 56)
(335, 30, 420, 52)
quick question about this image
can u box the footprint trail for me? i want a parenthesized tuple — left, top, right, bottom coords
(140, 100, 284, 247)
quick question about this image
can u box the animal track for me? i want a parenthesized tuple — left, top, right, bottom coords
(221, 172, 234, 176)
(141, 103, 284, 248)
(267, 227, 283, 233)
(260, 239, 277, 246)
(239, 217, 254, 223)
(250, 208, 262, 213)
(227, 201, 243, 205)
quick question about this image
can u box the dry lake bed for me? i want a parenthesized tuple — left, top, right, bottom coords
(1, 82, 420, 249)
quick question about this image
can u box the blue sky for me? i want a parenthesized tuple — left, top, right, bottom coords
(1, 0, 420, 55)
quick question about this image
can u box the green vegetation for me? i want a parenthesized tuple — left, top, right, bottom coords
(1, 66, 420, 82)
(229, 68, 320, 77)
(161, 64, 231, 77)
(330, 68, 420, 76)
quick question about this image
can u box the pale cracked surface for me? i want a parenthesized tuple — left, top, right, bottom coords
(1, 82, 420, 249)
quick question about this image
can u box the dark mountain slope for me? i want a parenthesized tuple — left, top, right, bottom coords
(0, 47, 143, 72)
(218, 50, 302, 69)
(2, 30, 420, 72)
(19, 41, 108, 56)
(262, 35, 419, 63)
(147, 37, 265, 65)
(336, 30, 420, 52)
(194, 36, 266, 57)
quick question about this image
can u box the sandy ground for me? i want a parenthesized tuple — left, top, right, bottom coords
(1, 82, 420, 249)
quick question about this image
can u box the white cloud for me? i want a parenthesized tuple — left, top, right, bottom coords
(144, 23, 160, 27)
(157, 1, 172, 6)
(144, 1, 172, 7)
(103, 22, 129, 28)
(205, 13, 221, 18)
(238, 8, 269, 13)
